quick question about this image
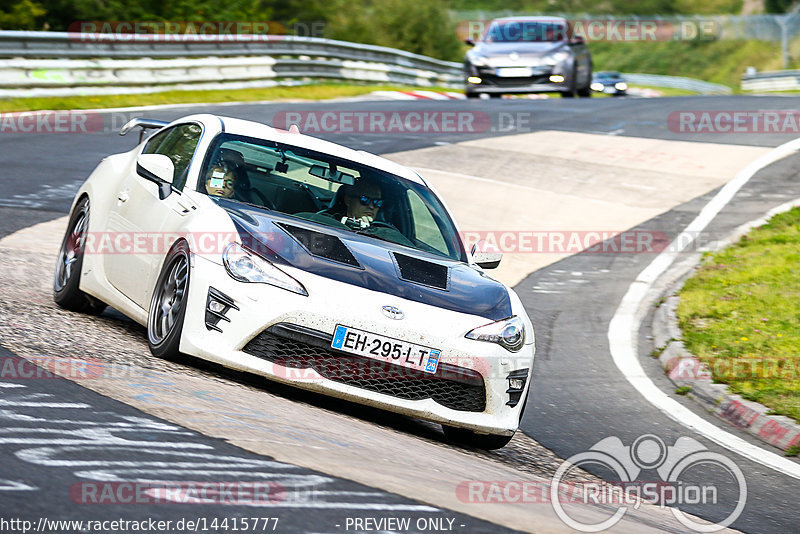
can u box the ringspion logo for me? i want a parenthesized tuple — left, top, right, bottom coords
(551, 435, 746, 532)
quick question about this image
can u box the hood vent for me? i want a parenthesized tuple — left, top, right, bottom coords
(393, 253, 449, 290)
(277, 223, 361, 267)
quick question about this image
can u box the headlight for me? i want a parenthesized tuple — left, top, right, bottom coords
(615, 82, 628, 90)
(466, 316, 525, 352)
(541, 50, 570, 66)
(223, 242, 307, 296)
(467, 53, 490, 67)
(591, 82, 604, 91)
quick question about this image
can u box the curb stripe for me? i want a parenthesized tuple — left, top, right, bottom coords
(608, 136, 800, 479)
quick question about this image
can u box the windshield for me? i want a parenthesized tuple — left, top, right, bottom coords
(485, 21, 567, 43)
(199, 133, 466, 262)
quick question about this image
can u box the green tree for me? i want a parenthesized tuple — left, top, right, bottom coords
(0, 0, 46, 29)
(326, 0, 463, 60)
(35, 0, 271, 31)
(765, 0, 793, 13)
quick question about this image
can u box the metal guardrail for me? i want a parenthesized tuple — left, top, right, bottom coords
(741, 70, 800, 92)
(621, 73, 732, 95)
(0, 31, 464, 97)
(0, 31, 734, 98)
(0, 31, 461, 71)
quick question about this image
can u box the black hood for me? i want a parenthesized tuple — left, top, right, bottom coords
(218, 202, 513, 321)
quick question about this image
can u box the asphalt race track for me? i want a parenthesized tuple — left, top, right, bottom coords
(1, 95, 800, 533)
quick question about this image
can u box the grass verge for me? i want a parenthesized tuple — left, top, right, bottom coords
(677, 207, 800, 423)
(629, 85, 699, 97)
(0, 83, 456, 112)
(590, 39, 795, 91)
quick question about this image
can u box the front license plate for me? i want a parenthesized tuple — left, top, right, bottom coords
(496, 67, 532, 77)
(331, 325, 441, 374)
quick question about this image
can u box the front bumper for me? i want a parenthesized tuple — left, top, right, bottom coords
(180, 254, 535, 436)
(466, 63, 570, 94)
(593, 85, 626, 95)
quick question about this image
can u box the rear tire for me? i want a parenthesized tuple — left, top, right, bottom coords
(147, 241, 191, 360)
(442, 425, 514, 450)
(53, 197, 106, 314)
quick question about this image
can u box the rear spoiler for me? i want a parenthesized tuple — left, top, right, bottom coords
(119, 118, 169, 143)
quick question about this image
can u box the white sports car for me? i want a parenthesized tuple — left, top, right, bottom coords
(54, 114, 535, 449)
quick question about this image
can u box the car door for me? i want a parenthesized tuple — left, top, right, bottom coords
(104, 123, 202, 309)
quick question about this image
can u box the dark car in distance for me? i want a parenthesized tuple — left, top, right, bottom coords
(591, 71, 628, 96)
(464, 16, 593, 99)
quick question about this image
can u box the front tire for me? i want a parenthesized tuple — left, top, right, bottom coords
(148, 241, 190, 360)
(561, 67, 578, 98)
(53, 197, 106, 314)
(442, 425, 514, 450)
(577, 64, 593, 97)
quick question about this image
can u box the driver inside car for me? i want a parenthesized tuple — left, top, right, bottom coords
(328, 180, 384, 229)
(205, 165, 236, 198)
(343, 183, 383, 228)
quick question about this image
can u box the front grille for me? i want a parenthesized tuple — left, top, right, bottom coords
(477, 75, 552, 87)
(476, 67, 553, 87)
(243, 324, 486, 412)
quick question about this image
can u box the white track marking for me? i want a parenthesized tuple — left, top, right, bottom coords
(608, 136, 800, 479)
(0, 479, 36, 491)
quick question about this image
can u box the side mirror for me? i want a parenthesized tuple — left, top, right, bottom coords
(570, 35, 585, 45)
(464, 38, 476, 46)
(471, 240, 502, 270)
(136, 154, 175, 199)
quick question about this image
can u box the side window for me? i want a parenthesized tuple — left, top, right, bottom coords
(141, 124, 202, 190)
(142, 128, 170, 154)
(407, 189, 447, 255)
